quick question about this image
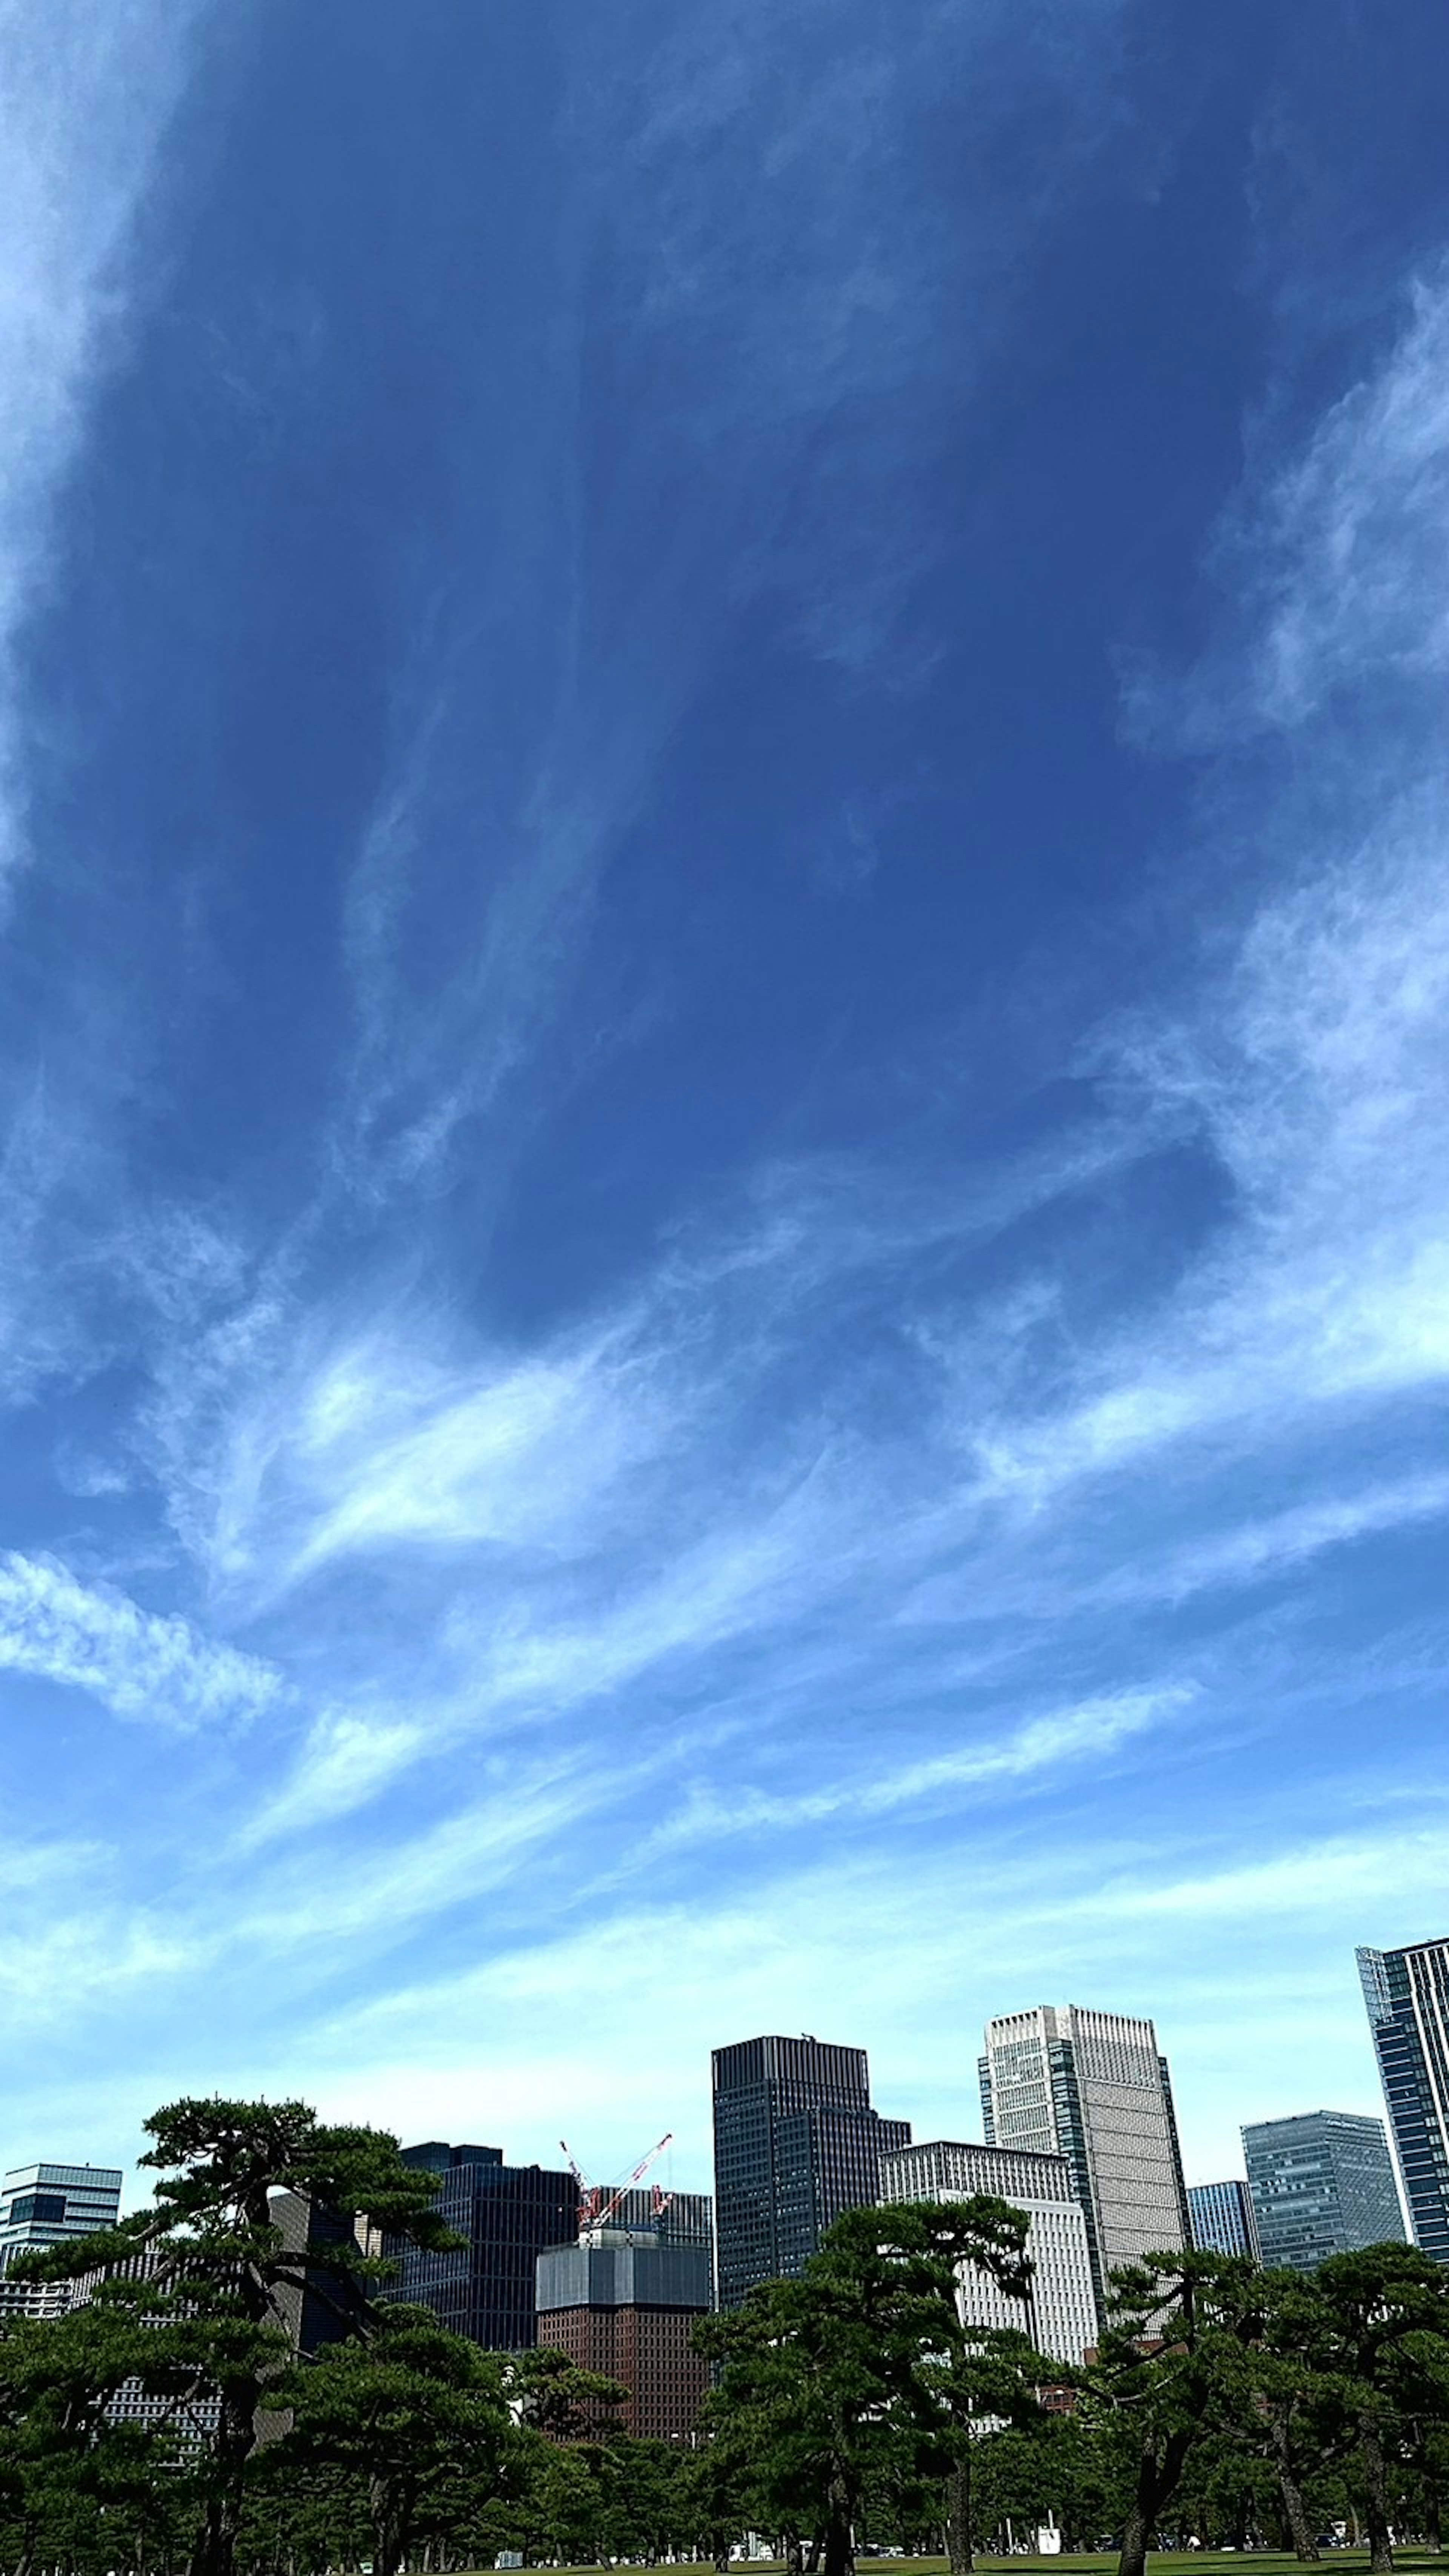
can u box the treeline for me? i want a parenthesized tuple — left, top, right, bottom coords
(5, 2098, 1449, 2576)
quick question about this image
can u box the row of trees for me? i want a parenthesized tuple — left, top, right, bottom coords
(5, 2097, 1449, 2576)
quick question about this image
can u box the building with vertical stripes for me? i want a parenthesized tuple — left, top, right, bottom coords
(1359, 1940, 1449, 2262)
(981, 2005, 1189, 2321)
(1188, 2177, 1258, 2260)
(880, 2136, 1097, 2366)
(712, 2035, 911, 2308)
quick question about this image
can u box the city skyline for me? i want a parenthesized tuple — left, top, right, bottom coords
(0, 0, 1446, 2191)
(9, 1945, 1431, 2222)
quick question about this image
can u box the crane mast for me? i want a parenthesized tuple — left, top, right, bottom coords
(560, 2132, 675, 2244)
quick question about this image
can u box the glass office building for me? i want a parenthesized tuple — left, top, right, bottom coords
(981, 2006, 1189, 2319)
(379, 2142, 578, 2349)
(0, 2163, 123, 2317)
(1358, 1940, 1449, 2262)
(712, 2035, 911, 2308)
(1242, 2110, 1404, 2273)
(1188, 2178, 1258, 2259)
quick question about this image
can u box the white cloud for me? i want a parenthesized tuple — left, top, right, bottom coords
(0, 0, 207, 899)
(239, 1706, 431, 1845)
(1245, 266, 1449, 726)
(0, 1552, 281, 1729)
(640, 1683, 1198, 1852)
(1113, 1473, 1449, 1608)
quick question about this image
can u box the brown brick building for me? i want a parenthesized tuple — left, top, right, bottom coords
(535, 2228, 711, 2442)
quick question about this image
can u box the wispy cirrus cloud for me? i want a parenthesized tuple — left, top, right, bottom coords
(2, 2, 1447, 2192)
(0, 1553, 281, 1729)
(0, 0, 208, 902)
(637, 1683, 1200, 1855)
(327, 0, 1143, 1202)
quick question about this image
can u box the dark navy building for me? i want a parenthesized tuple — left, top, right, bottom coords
(711, 2035, 911, 2309)
(380, 2142, 578, 2349)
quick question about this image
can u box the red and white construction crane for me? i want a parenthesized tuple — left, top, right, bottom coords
(559, 2132, 674, 2238)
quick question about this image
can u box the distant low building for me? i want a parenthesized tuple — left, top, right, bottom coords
(1243, 2110, 1405, 2272)
(880, 2138, 1097, 2367)
(1188, 2179, 1258, 2261)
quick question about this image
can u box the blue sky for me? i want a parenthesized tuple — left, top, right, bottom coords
(2, 0, 1448, 2209)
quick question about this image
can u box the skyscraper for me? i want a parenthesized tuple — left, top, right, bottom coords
(712, 2035, 911, 2309)
(379, 2143, 578, 2349)
(0, 2163, 123, 2319)
(880, 2138, 1097, 2367)
(1188, 2178, 1258, 2260)
(981, 2006, 1189, 2318)
(1242, 2111, 1404, 2273)
(1358, 1940, 1449, 2262)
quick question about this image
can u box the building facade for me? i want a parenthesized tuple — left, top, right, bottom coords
(880, 2138, 1097, 2367)
(1358, 1940, 1449, 2262)
(712, 2035, 911, 2308)
(597, 2187, 715, 2250)
(536, 2227, 712, 2440)
(980, 2006, 1189, 2319)
(1242, 2111, 1404, 2273)
(1188, 2179, 1259, 2261)
(0, 2163, 123, 2318)
(70, 2242, 223, 2447)
(269, 2189, 369, 2355)
(380, 2143, 578, 2349)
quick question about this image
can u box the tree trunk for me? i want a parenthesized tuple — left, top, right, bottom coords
(1117, 2498, 1152, 2576)
(821, 2470, 855, 2576)
(1358, 2417, 1395, 2576)
(946, 2452, 973, 2576)
(1416, 2430, 1442, 2553)
(187, 2383, 258, 2576)
(1118, 2430, 1192, 2576)
(369, 2471, 410, 2576)
(1272, 2447, 1321, 2565)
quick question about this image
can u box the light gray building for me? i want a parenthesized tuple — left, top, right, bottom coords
(981, 2006, 1189, 2318)
(0, 2162, 123, 2318)
(1242, 2110, 1404, 2273)
(880, 2137, 1097, 2366)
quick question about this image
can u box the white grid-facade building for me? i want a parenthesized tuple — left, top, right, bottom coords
(981, 2006, 1189, 2319)
(880, 2138, 1097, 2366)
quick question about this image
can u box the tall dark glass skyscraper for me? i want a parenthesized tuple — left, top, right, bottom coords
(380, 2143, 578, 2349)
(712, 2035, 911, 2308)
(1242, 2111, 1404, 2273)
(1358, 1940, 1449, 2262)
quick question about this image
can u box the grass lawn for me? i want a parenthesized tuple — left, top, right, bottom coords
(460, 2559, 1447, 2576)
